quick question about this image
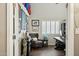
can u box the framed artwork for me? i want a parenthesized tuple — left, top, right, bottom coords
(32, 20, 39, 26)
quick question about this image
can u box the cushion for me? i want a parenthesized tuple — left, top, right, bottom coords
(32, 37, 37, 41)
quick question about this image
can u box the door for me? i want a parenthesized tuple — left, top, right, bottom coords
(7, 3, 13, 56)
(7, 3, 20, 56)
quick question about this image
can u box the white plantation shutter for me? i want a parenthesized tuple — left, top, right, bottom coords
(56, 21, 60, 34)
(51, 21, 56, 34)
(42, 20, 60, 34)
(42, 21, 46, 34)
(47, 21, 50, 33)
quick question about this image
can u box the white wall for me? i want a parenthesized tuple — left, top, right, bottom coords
(28, 3, 67, 45)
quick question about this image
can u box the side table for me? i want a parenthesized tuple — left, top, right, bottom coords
(42, 40, 48, 47)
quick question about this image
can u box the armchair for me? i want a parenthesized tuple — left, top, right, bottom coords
(29, 33, 43, 48)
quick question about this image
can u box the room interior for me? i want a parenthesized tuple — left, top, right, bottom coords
(14, 3, 68, 56)
(0, 3, 79, 56)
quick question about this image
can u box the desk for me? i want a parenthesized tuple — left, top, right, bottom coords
(53, 37, 64, 43)
(53, 37, 65, 50)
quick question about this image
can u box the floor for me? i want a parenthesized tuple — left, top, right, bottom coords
(31, 46, 65, 56)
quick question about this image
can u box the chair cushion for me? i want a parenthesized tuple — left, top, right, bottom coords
(35, 41, 42, 43)
(32, 37, 37, 41)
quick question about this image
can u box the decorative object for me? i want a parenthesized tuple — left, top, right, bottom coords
(32, 20, 39, 26)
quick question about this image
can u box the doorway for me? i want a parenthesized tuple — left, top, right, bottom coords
(7, 3, 74, 56)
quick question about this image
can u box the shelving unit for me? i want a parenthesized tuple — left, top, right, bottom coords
(18, 3, 31, 56)
(19, 3, 29, 17)
(18, 3, 30, 32)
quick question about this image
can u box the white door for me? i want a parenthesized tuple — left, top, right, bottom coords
(7, 3, 13, 56)
(7, 3, 20, 56)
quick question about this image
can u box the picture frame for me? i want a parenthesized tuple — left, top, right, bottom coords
(32, 20, 39, 26)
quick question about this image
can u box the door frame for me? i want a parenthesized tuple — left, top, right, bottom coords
(7, 3, 20, 56)
(7, 3, 13, 56)
(7, 3, 75, 56)
(66, 3, 74, 56)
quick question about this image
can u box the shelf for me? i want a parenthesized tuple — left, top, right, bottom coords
(19, 3, 29, 16)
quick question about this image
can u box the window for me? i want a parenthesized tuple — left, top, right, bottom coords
(47, 21, 50, 33)
(51, 21, 56, 34)
(56, 21, 60, 34)
(42, 21, 46, 34)
(42, 20, 60, 34)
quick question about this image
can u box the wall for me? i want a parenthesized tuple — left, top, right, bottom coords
(74, 3, 79, 56)
(0, 4, 7, 55)
(28, 3, 67, 45)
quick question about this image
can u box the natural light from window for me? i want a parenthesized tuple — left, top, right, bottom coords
(42, 20, 60, 34)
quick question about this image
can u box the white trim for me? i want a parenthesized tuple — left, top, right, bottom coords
(14, 3, 20, 56)
(66, 3, 74, 56)
(7, 4, 13, 56)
